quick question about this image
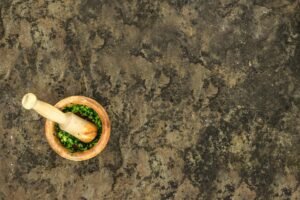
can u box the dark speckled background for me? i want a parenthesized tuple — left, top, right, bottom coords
(0, 0, 300, 199)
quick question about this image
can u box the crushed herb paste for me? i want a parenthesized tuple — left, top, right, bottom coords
(55, 104, 102, 152)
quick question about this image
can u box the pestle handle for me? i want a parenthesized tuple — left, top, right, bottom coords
(22, 93, 98, 143)
(22, 93, 67, 124)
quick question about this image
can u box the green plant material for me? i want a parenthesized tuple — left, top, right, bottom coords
(55, 104, 102, 152)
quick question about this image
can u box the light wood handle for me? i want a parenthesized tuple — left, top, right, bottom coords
(22, 93, 67, 124)
(22, 93, 97, 143)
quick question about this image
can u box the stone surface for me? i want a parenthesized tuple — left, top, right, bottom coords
(0, 0, 300, 199)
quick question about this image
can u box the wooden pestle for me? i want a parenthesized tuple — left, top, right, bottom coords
(22, 93, 97, 143)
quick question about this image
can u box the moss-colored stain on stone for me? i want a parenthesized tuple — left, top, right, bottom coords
(1, 0, 300, 199)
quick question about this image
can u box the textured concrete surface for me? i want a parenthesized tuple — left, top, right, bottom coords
(0, 0, 300, 199)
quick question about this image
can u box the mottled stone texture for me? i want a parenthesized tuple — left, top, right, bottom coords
(0, 0, 300, 199)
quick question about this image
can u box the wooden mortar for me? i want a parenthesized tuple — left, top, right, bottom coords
(45, 96, 111, 161)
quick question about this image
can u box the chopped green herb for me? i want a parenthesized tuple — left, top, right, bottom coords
(55, 104, 102, 152)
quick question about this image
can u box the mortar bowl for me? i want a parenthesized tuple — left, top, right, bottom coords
(45, 96, 111, 161)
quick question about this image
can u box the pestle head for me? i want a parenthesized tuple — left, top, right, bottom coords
(22, 93, 38, 110)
